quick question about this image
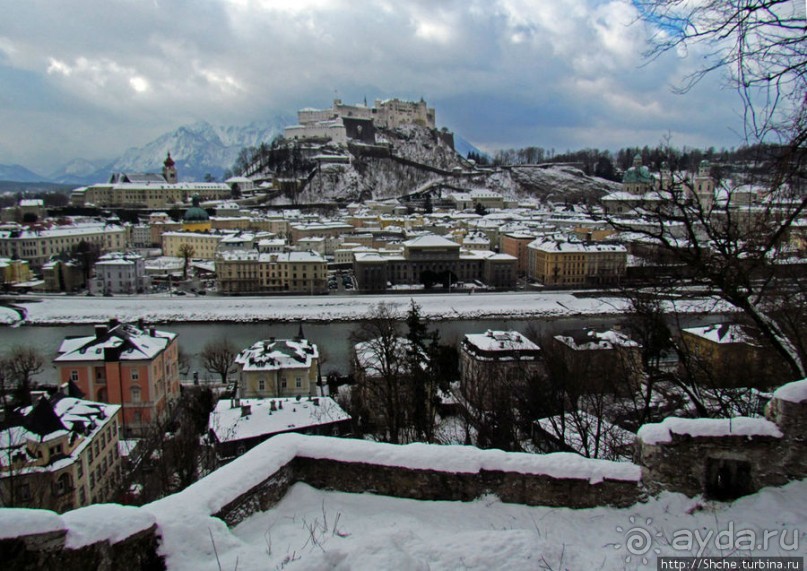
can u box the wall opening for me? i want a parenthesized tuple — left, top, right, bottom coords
(705, 458, 753, 500)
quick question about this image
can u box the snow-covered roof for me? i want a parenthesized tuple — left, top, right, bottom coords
(19, 199, 44, 207)
(554, 329, 639, 351)
(0, 223, 123, 240)
(235, 338, 319, 372)
(209, 397, 349, 443)
(528, 236, 626, 254)
(403, 234, 460, 248)
(464, 330, 540, 355)
(216, 250, 326, 263)
(462, 233, 490, 244)
(681, 323, 756, 345)
(54, 321, 176, 363)
(0, 395, 120, 472)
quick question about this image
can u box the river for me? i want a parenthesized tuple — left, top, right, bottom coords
(0, 313, 725, 384)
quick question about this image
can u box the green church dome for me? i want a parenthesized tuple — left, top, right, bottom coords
(183, 195, 210, 222)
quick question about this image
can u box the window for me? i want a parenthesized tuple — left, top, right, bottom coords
(18, 483, 32, 501)
(77, 460, 83, 479)
(281, 377, 287, 388)
(79, 486, 86, 505)
(130, 369, 139, 381)
(55, 473, 72, 496)
(130, 387, 141, 403)
(296, 377, 302, 388)
(258, 378, 266, 391)
(70, 370, 79, 382)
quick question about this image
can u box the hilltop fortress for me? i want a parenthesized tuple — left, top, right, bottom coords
(284, 97, 447, 147)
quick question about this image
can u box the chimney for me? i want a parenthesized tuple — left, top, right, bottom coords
(95, 325, 109, 340)
(30, 390, 48, 403)
(108, 318, 119, 329)
(150, 328, 156, 337)
(137, 318, 145, 331)
(240, 404, 251, 417)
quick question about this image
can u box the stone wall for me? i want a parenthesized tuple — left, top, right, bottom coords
(636, 379, 807, 499)
(0, 515, 163, 571)
(292, 457, 642, 510)
(213, 463, 295, 527)
(637, 430, 788, 497)
(4, 378, 806, 569)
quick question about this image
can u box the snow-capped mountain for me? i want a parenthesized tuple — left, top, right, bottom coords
(23, 116, 293, 186)
(47, 158, 109, 185)
(104, 117, 292, 183)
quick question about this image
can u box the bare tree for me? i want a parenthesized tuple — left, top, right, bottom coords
(177, 347, 192, 378)
(635, 0, 806, 144)
(200, 339, 238, 386)
(178, 243, 195, 280)
(626, 0, 807, 379)
(350, 303, 410, 444)
(600, 167, 805, 379)
(2, 346, 44, 407)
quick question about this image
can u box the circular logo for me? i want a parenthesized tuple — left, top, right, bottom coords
(614, 516, 663, 565)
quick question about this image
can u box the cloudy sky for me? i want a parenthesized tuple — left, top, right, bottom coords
(1, 0, 751, 172)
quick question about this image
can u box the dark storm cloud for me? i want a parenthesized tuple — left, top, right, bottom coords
(0, 0, 746, 171)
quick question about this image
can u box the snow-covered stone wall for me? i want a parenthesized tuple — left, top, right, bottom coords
(0, 504, 162, 570)
(4, 378, 807, 569)
(637, 378, 807, 498)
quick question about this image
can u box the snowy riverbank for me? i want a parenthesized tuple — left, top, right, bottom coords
(0, 291, 735, 326)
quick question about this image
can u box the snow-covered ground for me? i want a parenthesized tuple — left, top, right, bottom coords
(0, 291, 734, 325)
(176, 480, 806, 570)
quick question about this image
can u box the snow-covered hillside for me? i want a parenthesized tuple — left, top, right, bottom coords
(289, 125, 617, 203)
(510, 164, 622, 202)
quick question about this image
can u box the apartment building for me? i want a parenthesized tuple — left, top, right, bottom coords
(353, 234, 517, 292)
(678, 323, 783, 388)
(91, 252, 149, 295)
(459, 330, 543, 410)
(0, 258, 32, 288)
(551, 328, 643, 394)
(0, 389, 122, 512)
(500, 232, 538, 276)
(215, 250, 328, 295)
(235, 336, 321, 398)
(53, 320, 180, 436)
(161, 231, 226, 259)
(527, 236, 626, 286)
(0, 223, 127, 269)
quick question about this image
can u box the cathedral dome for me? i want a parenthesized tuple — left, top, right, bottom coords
(183, 195, 209, 222)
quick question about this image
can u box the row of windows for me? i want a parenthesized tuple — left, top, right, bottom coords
(256, 376, 304, 391)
